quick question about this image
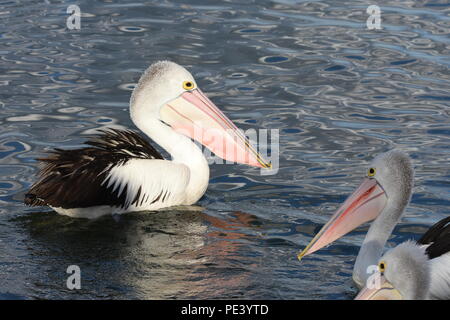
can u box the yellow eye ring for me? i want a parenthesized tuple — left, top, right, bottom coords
(368, 167, 376, 177)
(182, 81, 195, 90)
(378, 261, 386, 273)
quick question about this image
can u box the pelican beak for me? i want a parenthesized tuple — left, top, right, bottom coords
(355, 276, 403, 300)
(160, 89, 271, 168)
(297, 178, 387, 260)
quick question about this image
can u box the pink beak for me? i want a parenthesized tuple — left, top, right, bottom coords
(354, 275, 402, 300)
(160, 89, 271, 168)
(298, 178, 388, 260)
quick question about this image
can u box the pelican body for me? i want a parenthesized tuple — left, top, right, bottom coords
(356, 216, 450, 300)
(25, 61, 270, 218)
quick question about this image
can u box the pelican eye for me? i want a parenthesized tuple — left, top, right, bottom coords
(368, 167, 376, 177)
(378, 261, 386, 273)
(182, 81, 195, 90)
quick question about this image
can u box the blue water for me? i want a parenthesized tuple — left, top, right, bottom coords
(0, 0, 449, 299)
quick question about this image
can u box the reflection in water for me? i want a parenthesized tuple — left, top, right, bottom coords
(13, 209, 270, 299)
(0, 0, 449, 299)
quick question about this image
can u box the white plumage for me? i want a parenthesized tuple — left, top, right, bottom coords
(104, 159, 191, 211)
(26, 61, 269, 218)
(356, 239, 450, 300)
(429, 250, 450, 299)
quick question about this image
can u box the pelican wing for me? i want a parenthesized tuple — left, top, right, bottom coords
(103, 158, 190, 210)
(418, 216, 450, 259)
(24, 129, 165, 209)
(416, 217, 450, 299)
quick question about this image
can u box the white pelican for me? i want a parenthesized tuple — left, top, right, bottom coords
(24, 61, 271, 219)
(297, 150, 414, 287)
(355, 216, 450, 300)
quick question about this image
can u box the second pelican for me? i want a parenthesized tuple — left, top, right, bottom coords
(297, 150, 414, 287)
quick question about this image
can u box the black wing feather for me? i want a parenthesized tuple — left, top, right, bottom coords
(24, 128, 163, 209)
(417, 216, 450, 259)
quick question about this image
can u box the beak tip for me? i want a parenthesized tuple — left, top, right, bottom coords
(257, 159, 272, 169)
(297, 250, 307, 262)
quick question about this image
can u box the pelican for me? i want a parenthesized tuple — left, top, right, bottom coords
(355, 216, 450, 300)
(24, 61, 271, 219)
(297, 150, 414, 287)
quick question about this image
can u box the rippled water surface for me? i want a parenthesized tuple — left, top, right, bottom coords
(0, 0, 449, 299)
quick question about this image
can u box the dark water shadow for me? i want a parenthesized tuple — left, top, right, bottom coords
(12, 208, 209, 299)
(11, 208, 277, 299)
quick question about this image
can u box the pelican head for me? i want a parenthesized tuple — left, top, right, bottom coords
(298, 150, 414, 259)
(130, 60, 271, 168)
(355, 241, 430, 300)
